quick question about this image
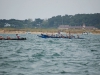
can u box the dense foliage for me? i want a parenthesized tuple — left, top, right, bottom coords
(0, 13, 100, 29)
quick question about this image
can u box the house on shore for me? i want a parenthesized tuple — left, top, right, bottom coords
(4, 23, 11, 27)
(58, 24, 97, 30)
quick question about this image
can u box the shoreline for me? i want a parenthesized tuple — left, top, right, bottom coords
(0, 29, 100, 34)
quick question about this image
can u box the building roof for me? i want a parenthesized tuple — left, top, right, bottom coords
(58, 25, 96, 29)
(58, 25, 69, 28)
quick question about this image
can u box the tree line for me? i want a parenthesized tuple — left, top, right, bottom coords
(0, 13, 100, 29)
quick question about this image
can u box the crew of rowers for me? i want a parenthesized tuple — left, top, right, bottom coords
(44, 31, 80, 38)
(0, 34, 20, 40)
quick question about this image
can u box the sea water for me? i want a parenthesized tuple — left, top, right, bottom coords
(0, 34, 100, 75)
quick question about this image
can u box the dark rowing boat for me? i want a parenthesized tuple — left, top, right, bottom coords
(38, 34, 84, 39)
(0, 38, 26, 40)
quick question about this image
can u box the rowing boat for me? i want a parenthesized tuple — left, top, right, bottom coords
(38, 34, 84, 39)
(0, 38, 26, 40)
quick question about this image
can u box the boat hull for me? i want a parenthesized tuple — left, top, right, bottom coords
(0, 38, 26, 40)
(38, 34, 84, 39)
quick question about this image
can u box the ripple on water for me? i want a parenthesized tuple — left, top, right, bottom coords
(0, 34, 100, 75)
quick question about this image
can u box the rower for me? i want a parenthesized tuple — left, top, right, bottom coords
(0, 36, 4, 39)
(16, 34, 20, 39)
(7, 35, 11, 39)
(77, 35, 79, 38)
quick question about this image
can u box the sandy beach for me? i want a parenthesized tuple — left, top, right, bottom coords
(0, 30, 41, 34)
(0, 29, 100, 34)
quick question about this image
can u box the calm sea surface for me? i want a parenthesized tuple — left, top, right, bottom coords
(0, 34, 100, 75)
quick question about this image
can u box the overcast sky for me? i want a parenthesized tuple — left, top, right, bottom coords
(0, 0, 100, 20)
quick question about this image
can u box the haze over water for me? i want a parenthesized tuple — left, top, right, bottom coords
(0, 34, 100, 75)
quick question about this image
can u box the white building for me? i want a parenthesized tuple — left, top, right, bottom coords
(4, 23, 11, 27)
